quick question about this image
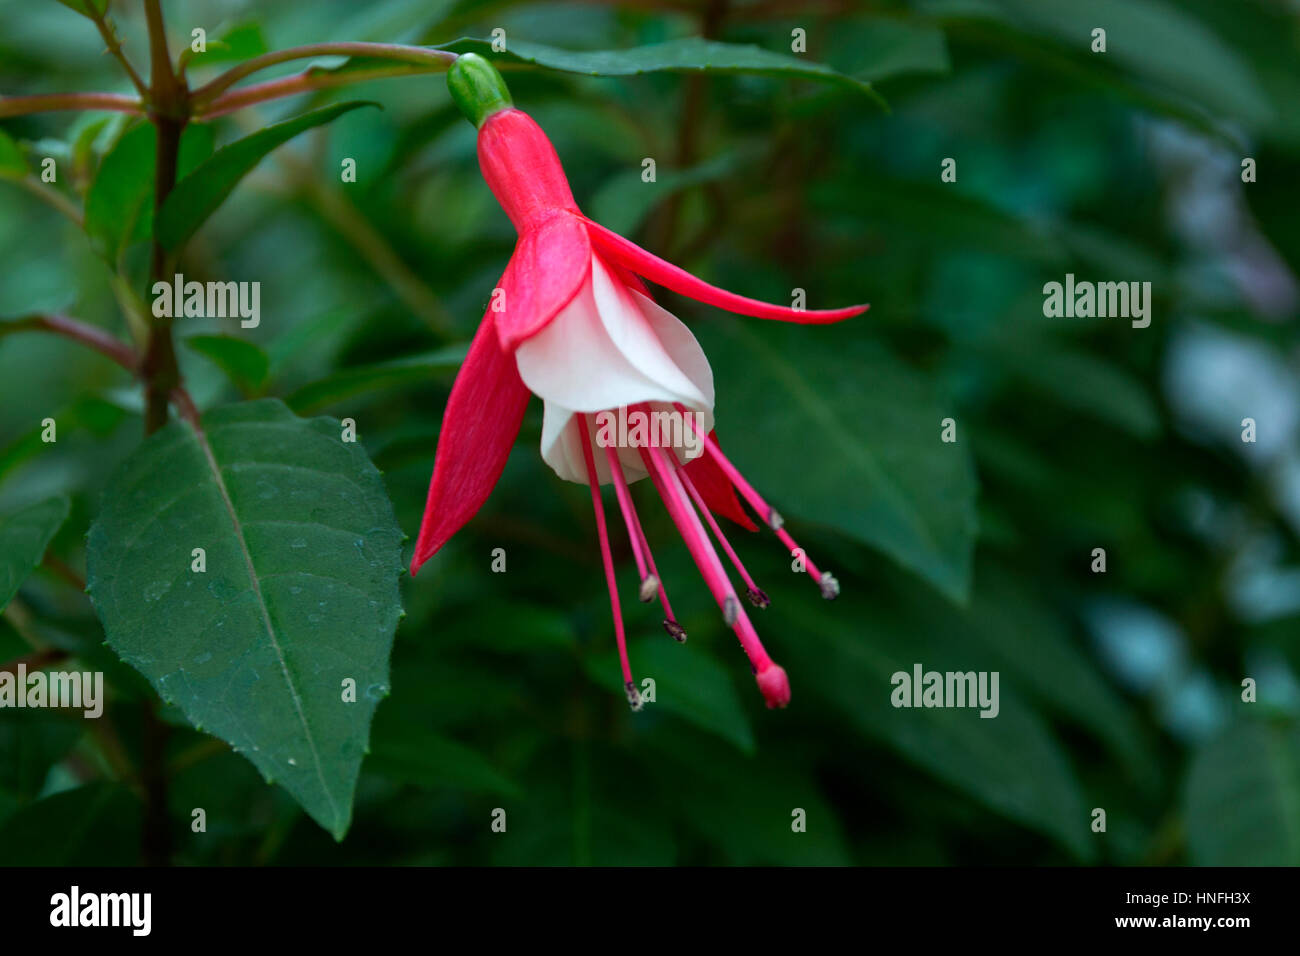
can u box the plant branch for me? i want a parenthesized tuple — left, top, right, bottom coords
(86, 2, 149, 99)
(139, 0, 186, 867)
(141, 0, 186, 437)
(191, 42, 456, 106)
(140, 115, 183, 435)
(651, 0, 728, 255)
(199, 61, 453, 118)
(143, 0, 185, 118)
(43, 553, 87, 593)
(17, 177, 84, 226)
(0, 92, 143, 118)
(2, 313, 138, 371)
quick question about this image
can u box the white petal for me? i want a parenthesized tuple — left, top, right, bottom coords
(517, 255, 717, 485)
(631, 287, 714, 409)
(538, 402, 713, 485)
(516, 255, 709, 414)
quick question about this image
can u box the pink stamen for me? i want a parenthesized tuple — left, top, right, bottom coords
(602, 442, 657, 599)
(603, 438, 686, 641)
(640, 446, 742, 635)
(641, 444, 789, 707)
(679, 468, 769, 608)
(675, 402, 840, 601)
(773, 526, 838, 598)
(578, 416, 642, 711)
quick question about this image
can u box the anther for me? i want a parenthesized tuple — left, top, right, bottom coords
(724, 595, 739, 626)
(819, 572, 841, 600)
(746, 587, 771, 608)
(663, 619, 688, 643)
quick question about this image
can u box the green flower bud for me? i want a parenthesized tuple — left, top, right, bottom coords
(447, 52, 513, 128)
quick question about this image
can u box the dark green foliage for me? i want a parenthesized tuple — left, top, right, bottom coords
(0, 0, 1295, 865)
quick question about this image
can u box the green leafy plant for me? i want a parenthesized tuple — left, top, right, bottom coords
(0, 0, 1294, 867)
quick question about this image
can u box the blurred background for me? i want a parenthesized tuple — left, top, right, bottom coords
(1, 0, 1298, 865)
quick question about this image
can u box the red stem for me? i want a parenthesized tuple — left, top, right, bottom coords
(4, 313, 137, 372)
(191, 42, 456, 105)
(0, 92, 143, 118)
(199, 61, 454, 118)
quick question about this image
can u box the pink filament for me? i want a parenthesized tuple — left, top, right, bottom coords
(775, 527, 824, 581)
(675, 402, 830, 591)
(604, 439, 685, 639)
(640, 444, 774, 674)
(679, 468, 767, 605)
(602, 442, 654, 592)
(578, 415, 638, 705)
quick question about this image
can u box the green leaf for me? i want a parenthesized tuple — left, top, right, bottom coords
(0, 709, 81, 800)
(879, 561, 1158, 793)
(490, 743, 677, 865)
(815, 175, 1067, 264)
(68, 114, 114, 178)
(435, 37, 885, 107)
(1185, 719, 1300, 865)
(155, 102, 379, 250)
(52, 0, 108, 17)
(840, 21, 952, 82)
(184, 334, 270, 395)
(778, 592, 1094, 860)
(315, 37, 883, 107)
(957, 566, 1157, 788)
(588, 150, 749, 237)
(0, 496, 70, 612)
(0, 129, 27, 180)
(696, 322, 978, 602)
(645, 729, 852, 865)
(923, 0, 1271, 128)
(84, 122, 215, 261)
(0, 783, 139, 865)
(983, 334, 1161, 439)
(192, 21, 269, 63)
(435, 601, 575, 655)
(367, 731, 520, 797)
(285, 343, 467, 414)
(85, 399, 404, 838)
(583, 638, 755, 754)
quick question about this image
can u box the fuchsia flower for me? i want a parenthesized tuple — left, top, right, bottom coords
(412, 54, 868, 709)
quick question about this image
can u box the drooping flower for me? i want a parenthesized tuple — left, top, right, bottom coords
(412, 54, 868, 709)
